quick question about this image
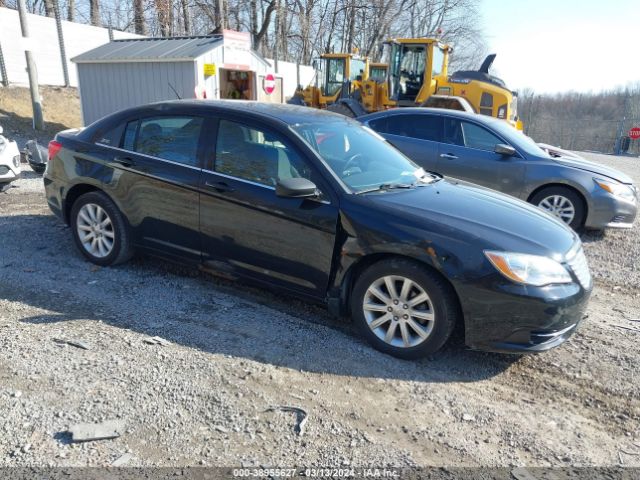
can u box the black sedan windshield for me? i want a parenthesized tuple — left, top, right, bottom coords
(290, 120, 427, 193)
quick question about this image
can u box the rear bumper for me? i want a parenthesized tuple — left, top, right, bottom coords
(457, 276, 591, 354)
(43, 175, 66, 222)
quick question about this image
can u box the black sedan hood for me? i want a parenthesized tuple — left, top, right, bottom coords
(363, 179, 579, 258)
(552, 156, 633, 184)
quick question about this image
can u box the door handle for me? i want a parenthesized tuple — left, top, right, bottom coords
(440, 153, 458, 160)
(205, 180, 235, 192)
(113, 155, 133, 167)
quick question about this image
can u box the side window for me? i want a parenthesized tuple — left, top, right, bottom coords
(443, 118, 465, 147)
(123, 121, 138, 151)
(461, 121, 502, 151)
(367, 117, 388, 133)
(96, 123, 125, 147)
(215, 119, 313, 187)
(132, 116, 204, 167)
(387, 114, 442, 142)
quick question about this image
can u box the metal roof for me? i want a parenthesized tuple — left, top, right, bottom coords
(71, 35, 224, 64)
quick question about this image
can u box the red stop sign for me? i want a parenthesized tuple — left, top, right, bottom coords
(629, 127, 640, 140)
(263, 73, 276, 95)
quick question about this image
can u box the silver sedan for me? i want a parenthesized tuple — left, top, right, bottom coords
(360, 108, 637, 230)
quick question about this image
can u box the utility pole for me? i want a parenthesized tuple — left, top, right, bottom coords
(0, 40, 9, 87)
(53, 0, 70, 87)
(17, 0, 44, 130)
(273, 0, 280, 73)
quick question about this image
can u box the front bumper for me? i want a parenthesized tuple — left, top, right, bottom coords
(0, 173, 20, 191)
(0, 140, 22, 183)
(585, 185, 637, 229)
(457, 275, 591, 354)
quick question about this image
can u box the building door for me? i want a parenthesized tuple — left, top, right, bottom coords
(219, 69, 255, 100)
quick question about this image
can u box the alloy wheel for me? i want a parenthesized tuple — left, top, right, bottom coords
(76, 203, 115, 258)
(538, 195, 575, 225)
(362, 275, 435, 348)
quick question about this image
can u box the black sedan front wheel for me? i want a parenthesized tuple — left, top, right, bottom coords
(351, 259, 459, 359)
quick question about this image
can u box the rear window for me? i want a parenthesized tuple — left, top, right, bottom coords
(95, 123, 125, 147)
(122, 116, 204, 167)
(386, 114, 442, 142)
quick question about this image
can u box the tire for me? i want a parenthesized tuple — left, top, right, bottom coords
(287, 95, 306, 106)
(529, 186, 585, 230)
(70, 191, 134, 266)
(326, 102, 356, 118)
(350, 258, 459, 359)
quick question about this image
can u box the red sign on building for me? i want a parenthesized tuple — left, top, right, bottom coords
(629, 127, 640, 140)
(263, 73, 276, 95)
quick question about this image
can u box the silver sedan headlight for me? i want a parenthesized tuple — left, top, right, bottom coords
(594, 178, 636, 201)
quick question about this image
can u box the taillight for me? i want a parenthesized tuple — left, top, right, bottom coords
(48, 140, 62, 161)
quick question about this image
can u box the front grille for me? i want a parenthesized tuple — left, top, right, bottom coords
(567, 248, 591, 289)
(0, 165, 9, 175)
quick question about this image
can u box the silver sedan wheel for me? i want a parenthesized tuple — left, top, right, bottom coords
(538, 195, 575, 224)
(363, 275, 435, 348)
(76, 203, 115, 258)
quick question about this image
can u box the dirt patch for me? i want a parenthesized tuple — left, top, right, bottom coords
(0, 85, 81, 148)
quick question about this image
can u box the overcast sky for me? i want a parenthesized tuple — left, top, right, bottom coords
(481, 0, 640, 94)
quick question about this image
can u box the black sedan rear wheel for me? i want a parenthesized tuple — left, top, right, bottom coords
(351, 258, 459, 359)
(70, 191, 134, 266)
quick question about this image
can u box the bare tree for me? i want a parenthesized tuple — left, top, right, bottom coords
(181, 0, 191, 34)
(43, 0, 54, 16)
(155, 0, 173, 35)
(67, 0, 75, 21)
(89, 0, 101, 26)
(134, 0, 147, 34)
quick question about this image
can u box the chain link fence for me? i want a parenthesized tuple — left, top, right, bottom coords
(525, 116, 640, 156)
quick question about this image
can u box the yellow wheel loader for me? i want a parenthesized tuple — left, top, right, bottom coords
(287, 53, 370, 112)
(289, 38, 523, 130)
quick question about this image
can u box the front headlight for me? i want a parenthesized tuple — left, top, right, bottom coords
(484, 251, 572, 286)
(594, 178, 635, 200)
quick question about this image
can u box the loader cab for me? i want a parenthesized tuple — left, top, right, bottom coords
(320, 54, 367, 100)
(369, 63, 388, 82)
(387, 39, 448, 106)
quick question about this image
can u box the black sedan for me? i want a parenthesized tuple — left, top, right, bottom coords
(360, 108, 637, 230)
(44, 101, 591, 359)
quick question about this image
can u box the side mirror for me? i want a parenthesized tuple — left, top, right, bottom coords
(495, 143, 516, 156)
(276, 177, 318, 198)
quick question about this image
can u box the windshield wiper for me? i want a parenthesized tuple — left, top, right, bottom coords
(356, 182, 416, 194)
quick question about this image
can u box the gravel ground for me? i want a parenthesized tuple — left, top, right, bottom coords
(0, 157, 639, 470)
